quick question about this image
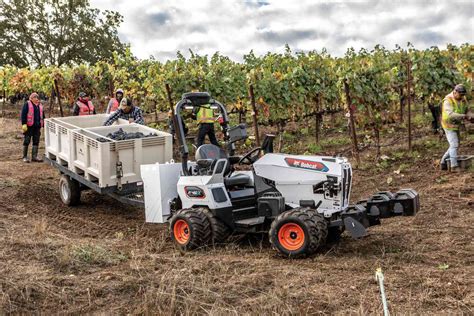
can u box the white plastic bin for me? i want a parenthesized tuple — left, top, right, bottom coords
(56, 114, 128, 128)
(44, 114, 128, 167)
(70, 124, 172, 187)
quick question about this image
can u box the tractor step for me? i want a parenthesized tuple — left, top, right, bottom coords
(235, 216, 265, 228)
(232, 206, 258, 220)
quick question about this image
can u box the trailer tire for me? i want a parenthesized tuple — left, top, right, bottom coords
(269, 207, 328, 257)
(59, 175, 81, 206)
(170, 208, 212, 251)
(203, 208, 231, 245)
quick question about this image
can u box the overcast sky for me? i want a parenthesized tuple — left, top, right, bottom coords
(90, 0, 473, 61)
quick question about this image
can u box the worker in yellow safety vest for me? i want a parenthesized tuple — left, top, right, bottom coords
(440, 84, 473, 172)
(193, 104, 219, 147)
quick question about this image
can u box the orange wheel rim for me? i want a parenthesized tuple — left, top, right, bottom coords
(278, 223, 305, 251)
(174, 219, 190, 245)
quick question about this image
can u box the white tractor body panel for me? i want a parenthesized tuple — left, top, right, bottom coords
(253, 153, 352, 216)
(177, 175, 233, 210)
(141, 162, 182, 223)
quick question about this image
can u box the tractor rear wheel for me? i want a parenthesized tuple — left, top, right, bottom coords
(170, 208, 212, 250)
(203, 208, 231, 245)
(269, 208, 328, 257)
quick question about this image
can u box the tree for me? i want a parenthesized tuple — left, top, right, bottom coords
(0, 0, 125, 67)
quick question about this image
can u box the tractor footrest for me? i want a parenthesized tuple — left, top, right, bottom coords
(235, 216, 265, 228)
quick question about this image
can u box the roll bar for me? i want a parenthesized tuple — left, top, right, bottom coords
(174, 92, 233, 176)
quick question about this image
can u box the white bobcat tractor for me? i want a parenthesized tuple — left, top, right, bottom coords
(145, 92, 419, 257)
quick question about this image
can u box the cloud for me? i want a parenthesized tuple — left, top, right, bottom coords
(90, 0, 473, 61)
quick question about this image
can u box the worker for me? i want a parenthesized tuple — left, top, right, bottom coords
(440, 84, 473, 172)
(73, 92, 96, 116)
(194, 104, 219, 147)
(103, 97, 144, 126)
(106, 88, 124, 114)
(20, 92, 45, 163)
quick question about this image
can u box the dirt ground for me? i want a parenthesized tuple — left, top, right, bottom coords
(0, 116, 473, 314)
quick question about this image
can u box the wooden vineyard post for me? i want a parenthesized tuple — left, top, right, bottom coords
(165, 83, 180, 147)
(49, 87, 55, 115)
(343, 79, 360, 166)
(315, 94, 320, 144)
(108, 77, 114, 98)
(53, 79, 64, 117)
(406, 60, 412, 151)
(1, 90, 5, 115)
(399, 86, 404, 123)
(248, 84, 260, 147)
(153, 100, 158, 122)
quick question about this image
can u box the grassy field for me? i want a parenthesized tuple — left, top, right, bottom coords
(0, 114, 473, 314)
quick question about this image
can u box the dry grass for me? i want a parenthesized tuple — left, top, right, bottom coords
(0, 117, 473, 314)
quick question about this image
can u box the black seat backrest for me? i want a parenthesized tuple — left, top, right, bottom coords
(195, 144, 230, 175)
(195, 144, 227, 160)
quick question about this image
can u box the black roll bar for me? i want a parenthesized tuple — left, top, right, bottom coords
(174, 94, 232, 176)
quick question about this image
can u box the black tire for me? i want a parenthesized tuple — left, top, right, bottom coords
(269, 207, 328, 257)
(58, 175, 81, 206)
(203, 208, 231, 245)
(170, 208, 212, 251)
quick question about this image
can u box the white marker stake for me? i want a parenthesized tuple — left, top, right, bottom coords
(375, 268, 390, 316)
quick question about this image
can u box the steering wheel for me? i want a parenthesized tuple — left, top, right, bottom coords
(238, 147, 262, 165)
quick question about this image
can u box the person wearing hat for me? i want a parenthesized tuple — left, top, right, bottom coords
(20, 92, 45, 162)
(103, 97, 145, 126)
(73, 92, 96, 116)
(106, 88, 124, 114)
(440, 84, 473, 172)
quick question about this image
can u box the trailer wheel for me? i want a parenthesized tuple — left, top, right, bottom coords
(203, 208, 231, 245)
(59, 175, 81, 206)
(269, 208, 328, 257)
(170, 208, 212, 250)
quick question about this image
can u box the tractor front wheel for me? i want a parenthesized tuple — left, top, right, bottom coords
(170, 208, 212, 251)
(203, 208, 231, 245)
(269, 208, 328, 257)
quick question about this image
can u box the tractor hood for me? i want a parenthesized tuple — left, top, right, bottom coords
(253, 153, 348, 184)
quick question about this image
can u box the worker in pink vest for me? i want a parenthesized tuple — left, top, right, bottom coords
(73, 92, 96, 116)
(20, 92, 45, 163)
(106, 88, 124, 114)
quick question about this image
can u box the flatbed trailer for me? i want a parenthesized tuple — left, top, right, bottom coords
(45, 156, 145, 208)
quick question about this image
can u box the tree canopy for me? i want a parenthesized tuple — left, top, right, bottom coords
(0, 0, 125, 67)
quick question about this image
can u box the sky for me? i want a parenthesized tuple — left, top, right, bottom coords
(90, 0, 474, 61)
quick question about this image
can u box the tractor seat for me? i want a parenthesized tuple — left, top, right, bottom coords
(196, 144, 228, 160)
(224, 173, 251, 187)
(195, 144, 230, 174)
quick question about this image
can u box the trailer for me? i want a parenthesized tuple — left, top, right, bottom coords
(44, 115, 173, 208)
(45, 155, 146, 207)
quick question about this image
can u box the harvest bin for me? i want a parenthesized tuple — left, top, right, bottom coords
(44, 114, 128, 167)
(70, 124, 172, 187)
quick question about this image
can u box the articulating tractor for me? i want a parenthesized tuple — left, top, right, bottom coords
(144, 92, 419, 257)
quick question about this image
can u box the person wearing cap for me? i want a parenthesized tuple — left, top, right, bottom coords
(106, 88, 124, 114)
(20, 93, 45, 162)
(103, 97, 145, 126)
(440, 84, 473, 172)
(193, 104, 220, 147)
(73, 92, 96, 116)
